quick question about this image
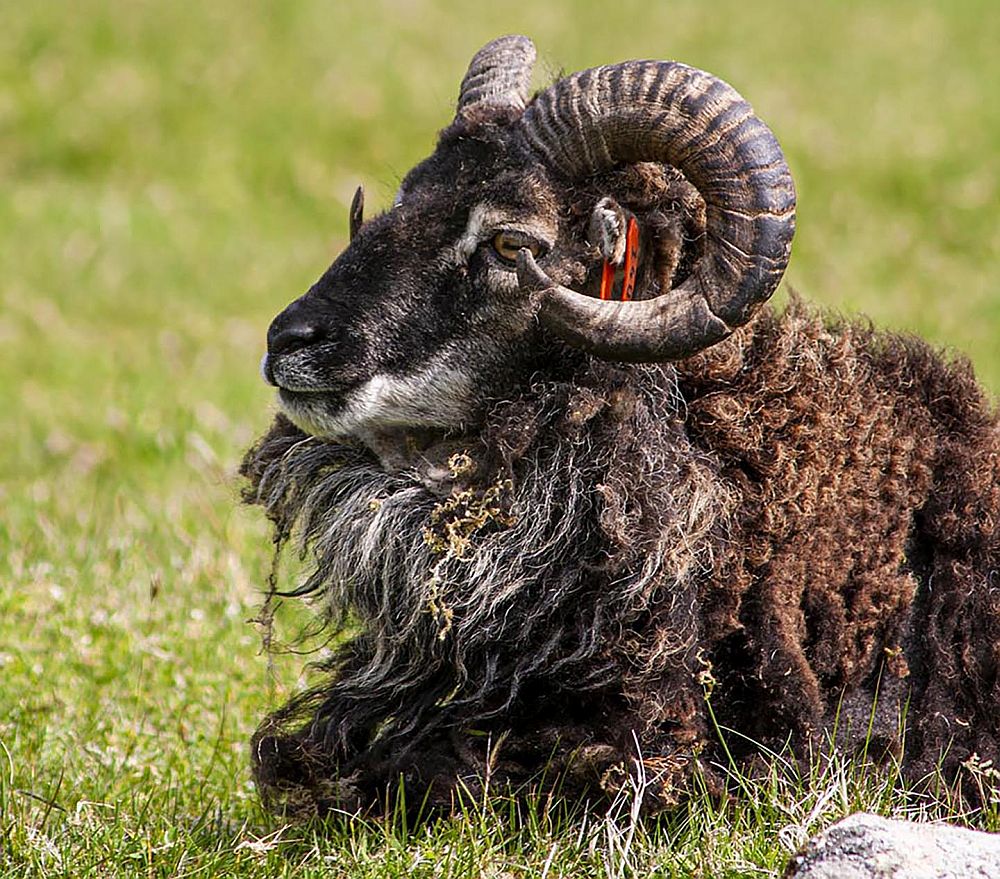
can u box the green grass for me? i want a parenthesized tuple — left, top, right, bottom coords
(2, 1, 998, 875)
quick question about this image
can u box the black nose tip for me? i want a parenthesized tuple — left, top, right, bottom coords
(267, 319, 324, 357)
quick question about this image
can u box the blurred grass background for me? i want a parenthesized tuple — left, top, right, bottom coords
(2, 1, 998, 875)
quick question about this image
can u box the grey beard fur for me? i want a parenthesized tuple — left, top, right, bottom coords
(242, 360, 735, 810)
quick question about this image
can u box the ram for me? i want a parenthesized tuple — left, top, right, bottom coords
(242, 36, 999, 816)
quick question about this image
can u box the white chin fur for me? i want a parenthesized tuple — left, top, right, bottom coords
(277, 392, 346, 439)
(278, 362, 477, 442)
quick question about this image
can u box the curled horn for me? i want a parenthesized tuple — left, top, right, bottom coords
(457, 35, 536, 117)
(516, 61, 796, 361)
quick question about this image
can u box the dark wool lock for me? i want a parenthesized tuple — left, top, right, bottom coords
(243, 35, 1000, 818)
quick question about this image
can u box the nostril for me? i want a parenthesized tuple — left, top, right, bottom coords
(267, 321, 325, 357)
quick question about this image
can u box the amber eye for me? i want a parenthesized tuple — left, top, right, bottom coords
(492, 231, 543, 264)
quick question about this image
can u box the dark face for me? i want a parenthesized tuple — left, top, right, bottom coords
(261, 134, 578, 449)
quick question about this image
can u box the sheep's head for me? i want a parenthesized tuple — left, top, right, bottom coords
(260, 36, 795, 462)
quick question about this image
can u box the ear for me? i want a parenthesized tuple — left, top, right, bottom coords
(587, 197, 628, 265)
(583, 195, 697, 302)
(585, 197, 641, 302)
(349, 185, 364, 242)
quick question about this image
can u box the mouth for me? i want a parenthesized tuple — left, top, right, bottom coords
(261, 352, 353, 395)
(261, 354, 324, 393)
(274, 384, 465, 488)
(261, 351, 375, 444)
(261, 348, 478, 453)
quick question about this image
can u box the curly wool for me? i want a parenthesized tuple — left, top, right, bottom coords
(678, 304, 1000, 784)
(242, 301, 1000, 816)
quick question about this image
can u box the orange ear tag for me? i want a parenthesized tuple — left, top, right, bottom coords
(621, 216, 640, 302)
(598, 216, 640, 302)
(599, 259, 616, 301)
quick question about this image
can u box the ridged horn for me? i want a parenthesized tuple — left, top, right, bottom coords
(517, 61, 796, 361)
(457, 35, 536, 117)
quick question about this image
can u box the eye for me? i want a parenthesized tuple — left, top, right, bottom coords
(492, 231, 543, 265)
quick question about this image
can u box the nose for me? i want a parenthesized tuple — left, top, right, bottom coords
(268, 321, 323, 357)
(266, 302, 326, 357)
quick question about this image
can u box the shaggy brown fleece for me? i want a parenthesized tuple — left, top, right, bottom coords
(242, 302, 999, 817)
(678, 305, 1000, 790)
